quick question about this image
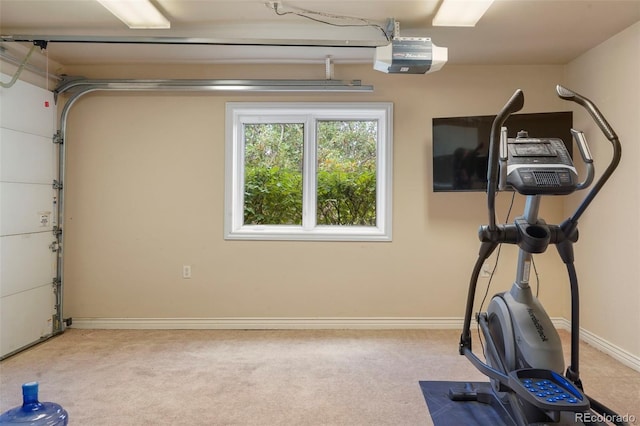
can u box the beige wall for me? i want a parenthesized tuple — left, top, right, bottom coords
(565, 21, 640, 357)
(61, 63, 573, 321)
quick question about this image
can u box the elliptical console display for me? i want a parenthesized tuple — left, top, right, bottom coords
(505, 133, 578, 195)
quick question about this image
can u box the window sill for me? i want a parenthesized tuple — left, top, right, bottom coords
(224, 225, 392, 242)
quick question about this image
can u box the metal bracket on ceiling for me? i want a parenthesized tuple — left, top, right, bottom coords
(325, 56, 334, 80)
(384, 18, 398, 40)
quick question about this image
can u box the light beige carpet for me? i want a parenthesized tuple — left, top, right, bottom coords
(0, 329, 638, 425)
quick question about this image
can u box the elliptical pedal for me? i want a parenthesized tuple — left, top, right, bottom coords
(509, 368, 590, 413)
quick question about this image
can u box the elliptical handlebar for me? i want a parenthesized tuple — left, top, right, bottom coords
(487, 89, 524, 231)
(556, 85, 622, 226)
(570, 129, 595, 190)
(556, 85, 618, 141)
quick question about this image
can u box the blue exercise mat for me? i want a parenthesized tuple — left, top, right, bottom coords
(419, 381, 512, 426)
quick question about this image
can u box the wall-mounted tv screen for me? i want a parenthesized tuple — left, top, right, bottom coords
(432, 111, 573, 192)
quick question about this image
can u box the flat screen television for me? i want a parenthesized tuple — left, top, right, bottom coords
(432, 111, 573, 192)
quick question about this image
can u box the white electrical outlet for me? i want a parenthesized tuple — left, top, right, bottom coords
(182, 265, 192, 279)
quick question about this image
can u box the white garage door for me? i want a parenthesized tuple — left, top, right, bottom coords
(1, 74, 59, 358)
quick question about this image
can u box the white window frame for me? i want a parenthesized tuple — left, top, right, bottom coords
(224, 102, 393, 241)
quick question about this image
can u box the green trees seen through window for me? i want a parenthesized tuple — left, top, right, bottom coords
(243, 121, 377, 226)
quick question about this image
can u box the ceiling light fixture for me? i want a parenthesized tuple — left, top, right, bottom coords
(432, 0, 495, 27)
(96, 0, 170, 29)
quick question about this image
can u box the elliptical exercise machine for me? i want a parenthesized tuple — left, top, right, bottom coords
(450, 85, 628, 425)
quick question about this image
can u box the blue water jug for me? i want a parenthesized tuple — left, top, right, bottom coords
(0, 382, 68, 425)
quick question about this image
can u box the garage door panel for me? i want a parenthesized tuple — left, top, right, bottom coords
(1, 233, 57, 298)
(0, 75, 55, 137)
(0, 182, 55, 236)
(1, 74, 58, 359)
(0, 285, 55, 356)
(0, 127, 55, 184)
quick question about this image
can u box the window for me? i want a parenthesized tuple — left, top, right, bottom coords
(225, 102, 393, 241)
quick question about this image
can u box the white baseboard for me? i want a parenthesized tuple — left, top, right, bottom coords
(69, 317, 466, 330)
(576, 326, 640, 372)
(551, 318, 640, 372)
(69, 316, 640, 372)
(553, 317, 571, 331)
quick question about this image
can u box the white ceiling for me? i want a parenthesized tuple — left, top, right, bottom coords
(1, 0, 639, 68)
